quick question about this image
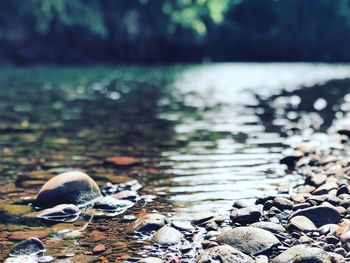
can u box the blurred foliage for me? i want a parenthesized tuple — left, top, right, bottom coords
(1, 0, 350, 64)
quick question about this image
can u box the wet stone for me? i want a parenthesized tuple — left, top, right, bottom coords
(250, 221, 286, 233)
(112, 190, 138, 200)
(118, 180, 142, 192)
(270, 245, 331, 263)
(230, 206, 261, 225)
(313, 183, 338, 195)
(105, 156, 140, 166)
(92, 196, 134, 213)
(9, 237, 45, 256)
(138, 257, 163, 263)
(196, 245, 254, 263)
(318, 224, 338, 236)
(306, 173, 327, 187)
(5, 255, 38, 263)
(131, 213, 167, 233)
(37, 204, 80, 223)
(216, 227, 280, 255)
(8, 230, 52, 241)
(92, 244, 106, 254)
(288, 215, 317, 232)
(153, 226, 182, 246)
(35, 171, 101, 208)
(255, 255, 268, 263)
(171, 221, 194, 231)
(192, 216, 214, 226)
(233, 199, 256, 208)
(274, 197, 294, 210)
(340, 231, 350, 243)
(290, 205, 341, 227)
(280, 153, 302, 168)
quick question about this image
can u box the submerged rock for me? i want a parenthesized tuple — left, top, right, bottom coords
(196, 245, 254, 263)
(216, 227, 280, 255)
(153, 226, 182, 246)
(9, 237, 45, 256)
(37, 204, 80, 222)
(270, 245, 331, 263)
(35, 171, 101, 208)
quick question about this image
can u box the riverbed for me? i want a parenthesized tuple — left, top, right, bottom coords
(1, 63, 350, 261)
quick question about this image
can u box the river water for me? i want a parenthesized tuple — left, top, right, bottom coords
(1, 63, 350, 222)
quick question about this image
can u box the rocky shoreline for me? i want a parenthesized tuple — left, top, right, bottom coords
(5, 125, 350, 262)
(131, 124, 350, 262)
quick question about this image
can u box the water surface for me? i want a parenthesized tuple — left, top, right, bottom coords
(1, 63, 350, 223)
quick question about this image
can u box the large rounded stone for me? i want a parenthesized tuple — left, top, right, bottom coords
(153, 226, 182, 246)
(196, 245, 254, 263)
(290, 205, 341, 227)
(216, 227, 280, 255)
(271, 245, 331, 263)
(35, 171, 101, 208)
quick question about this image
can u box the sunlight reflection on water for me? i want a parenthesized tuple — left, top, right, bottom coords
(157, 63, 350, 220)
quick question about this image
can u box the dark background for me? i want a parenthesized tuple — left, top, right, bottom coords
(2, 0, 350, 65)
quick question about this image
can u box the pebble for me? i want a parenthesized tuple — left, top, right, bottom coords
(9, 237, 45, 256)
(92, 244, 106, 254)
(233, 199, 256, 208)
(196, 245, 254, 263)
(131, 213, 167, 233)
(318, 224, 338, 236)
(192, 216, 214, 226)
(274, 197, 294, 210)
(171, 221, 194, 231)
(5, 255, 37, 263)
(37, 204, 80, 222)
(306, 173, 327, 187)
(250, 221, 286, 233)
(112, 190, 138, 200)
(255, 255, 268, 263)
(92, 196, 134, 212)
(8, 230, 52, 241)
(153, 226, 182, 246)
(216, 227, 280, 255)
(138, 257, 163, 263)
(35, 171, 101, 208)
(280, 153, 302, 168)
(288, 215, 317, 232)
(230, 206, 261, 224)
(270, 245, 331, 263)
(289, 205, 341, 227)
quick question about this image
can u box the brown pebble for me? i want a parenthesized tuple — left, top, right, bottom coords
(8, 229, 52, 241)
(93, 244, 106, 254)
